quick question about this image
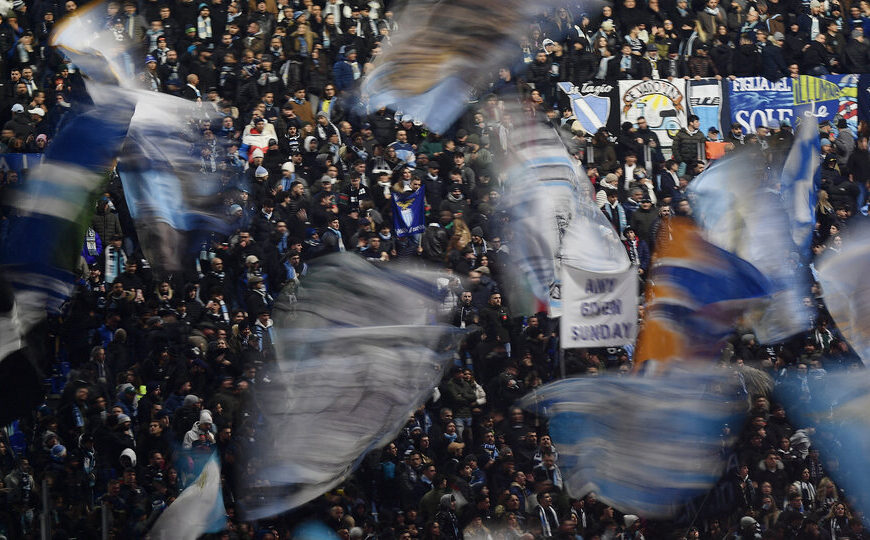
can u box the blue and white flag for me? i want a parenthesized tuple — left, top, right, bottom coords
(391, 186, 426, 237)
(776, 369, 870, 522)
(780, 113, 821, 259)
(519, 368, 744, 517)
(688, 152, 812, 343)
(150, 453, 225, 540)
(0, 85, 136, 324)
(500, 111, 628, 316)
(117, 91, 230, 271)
(817, 225, 870, 361)
(240, 255, 459, 519)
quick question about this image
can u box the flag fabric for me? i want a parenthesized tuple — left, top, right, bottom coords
(776, 369, 870, 521)
(500, 114, 628, 316)
(239, 254, 460, 519)
(117, 91, 230, 271)
(0, 86, 136, 324)
(391, 186, 426, 237)
(779, 113, 821, 258)
(635, 219, 774, 368)
(687, 153, 811, 343)
(519, 367, 744, 517)
(0, 276, 45, 425)
(360, 0, 601, 131)
(149, 453, 225, 540)
(817, 227, 870, 361)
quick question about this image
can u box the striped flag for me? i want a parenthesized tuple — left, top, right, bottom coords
(780, 113, 821, 258)
(519, 367, 744, 517)
(635, 219, 773, 369)
(687, 153, 812, 343)
(149, 453, 225, 540)
(0, 86, 136, 323)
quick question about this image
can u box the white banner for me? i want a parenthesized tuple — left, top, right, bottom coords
(561, 265, 638, 348)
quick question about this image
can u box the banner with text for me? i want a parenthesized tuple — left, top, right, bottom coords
(618, 79, 687, 147)
(558, 81, 620, 136)
(727, 76, 846, 132)
(561, 265, 638, 348)
(688, 79, 724, 135)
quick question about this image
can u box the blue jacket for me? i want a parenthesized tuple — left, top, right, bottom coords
(761, 43, 788, 81)
(333, 60, 356, 91)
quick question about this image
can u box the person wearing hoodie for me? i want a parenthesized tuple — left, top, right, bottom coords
(182, 409, 216, 449)
(435, 493, 462, 540)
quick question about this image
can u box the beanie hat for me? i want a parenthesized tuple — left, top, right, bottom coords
(184, 394, 201, 406)
(199, 410, 213, 424)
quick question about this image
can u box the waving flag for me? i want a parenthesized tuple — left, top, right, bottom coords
(239, 255, 459, 519)
(688, 153, 811, 343)
(636, 219, 773, 368)
(500, 113, 628, 316)
(519, 367, 744, 517)
(391, 186, 426, 237)
(0, 86, 136, 323)
(776, 369, 870, 522)
(360, 0, 603, 131)
(817, 226, 870, 361)
(150, 453, 225, 540)
(117, 92, 231, 271)
(780, 113, 821, 258)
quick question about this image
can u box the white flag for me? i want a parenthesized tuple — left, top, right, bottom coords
(149, 454, 225, 540)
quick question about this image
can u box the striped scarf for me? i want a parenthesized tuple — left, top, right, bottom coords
(538, 505, 559, 537)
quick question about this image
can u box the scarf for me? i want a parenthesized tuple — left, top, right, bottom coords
(538, 505, 559, 537)
(627, 238, 640, 266)
(197, 16, 212, 39)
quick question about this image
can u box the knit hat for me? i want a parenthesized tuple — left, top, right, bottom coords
(51, 444, 67, 460)
(471, 226, 484, 237)
(624, 515, 640, 528)
(117, 413, 131, 424)
(229, 204, 243, 215)
(251, 148, 264, 159)
(184, 394, 201, 406)
(199, 410, 213, 424)
(255, 165, 269, 177)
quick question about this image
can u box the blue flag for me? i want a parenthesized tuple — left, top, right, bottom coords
(391, 186, 426, 237)
(780, 113, 821, 258)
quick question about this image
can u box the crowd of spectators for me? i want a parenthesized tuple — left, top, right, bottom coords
(0, 0, 869, 538)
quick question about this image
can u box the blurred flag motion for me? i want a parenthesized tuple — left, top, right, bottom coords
(519, 367, 744, 517)
(635, 218, 773, 368)
(239, 255, 460, 519)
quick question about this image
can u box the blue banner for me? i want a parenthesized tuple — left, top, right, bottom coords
(727, 76, 848, 132)
(728, 77, 795, 132)
(391, 186, 426, 237)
